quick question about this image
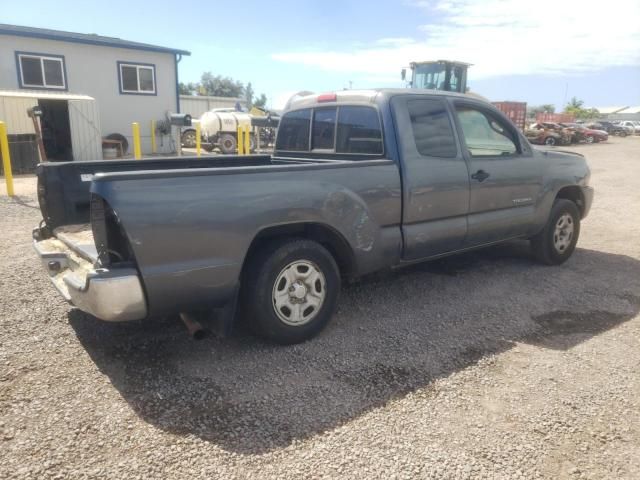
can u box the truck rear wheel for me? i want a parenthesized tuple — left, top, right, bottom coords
(219, 133, 237, 154)
(243, 239, 340, 344)
(530, 199, 580, 265)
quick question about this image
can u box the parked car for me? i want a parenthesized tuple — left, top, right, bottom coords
(560, 123, 608, 143)
(525, 122, 571, 145)
(588, 121, 628, 137)
(616, 120, 640, 135)
(613, 122, 635, 135)
(32, 89, 593, 344)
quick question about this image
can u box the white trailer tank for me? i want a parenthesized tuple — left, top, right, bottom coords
(199, 109, 254, 154)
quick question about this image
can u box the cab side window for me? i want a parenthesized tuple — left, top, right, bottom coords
(408, 99, 457, 158)
(455, 106, 518, 157)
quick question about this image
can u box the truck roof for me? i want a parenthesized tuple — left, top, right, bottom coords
(285, 88, 480, 112)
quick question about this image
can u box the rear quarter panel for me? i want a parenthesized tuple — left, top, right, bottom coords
(91, 162, 402, 316)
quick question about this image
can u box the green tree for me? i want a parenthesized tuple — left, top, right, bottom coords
(540, 104, 555, 114)
(527, 104, 556, 120)
(199, 72, 245, 97)
(179, 73, 269, 109)
(254, 93, 268, 109)
(178, 82, 198, 95)
(566, 97, 584, 110)
(245, 82, 255, 108)
(564, 97, 599, 119)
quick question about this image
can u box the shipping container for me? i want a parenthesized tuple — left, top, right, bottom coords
(492, 101, 527, 131)
(535, 113, 575, 124)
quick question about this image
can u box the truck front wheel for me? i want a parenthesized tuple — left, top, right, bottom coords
(530, 199, 581, 265)
(243, 239, 341, 344)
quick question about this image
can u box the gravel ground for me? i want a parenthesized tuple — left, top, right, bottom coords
(1, 137, 639, 479)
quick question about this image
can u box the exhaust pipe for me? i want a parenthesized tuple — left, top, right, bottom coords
(179, 313, 207, 340)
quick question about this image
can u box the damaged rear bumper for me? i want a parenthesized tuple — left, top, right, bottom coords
(33, 229, 147, 322)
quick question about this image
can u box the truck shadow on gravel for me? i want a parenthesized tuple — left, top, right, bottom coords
(68, 243, 640, 454)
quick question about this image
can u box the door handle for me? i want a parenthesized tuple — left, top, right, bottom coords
(471, 170, 490, 182)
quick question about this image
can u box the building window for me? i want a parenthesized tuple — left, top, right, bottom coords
(16, 52, 66, 90)
(118, 62, 156, 95)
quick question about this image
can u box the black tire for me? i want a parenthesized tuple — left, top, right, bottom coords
(619, 131, 627, 138)
(181, 129, 197, 148)
(105, 133, 129, 155)
(218, 133, 237, 154)
(530, 199, 581, 265)
(544, 136, 556, 146)
(243, 238, 340, 344)
(585, 135, 594, 144)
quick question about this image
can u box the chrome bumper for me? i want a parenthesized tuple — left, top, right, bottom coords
(33, 236, 147, 322)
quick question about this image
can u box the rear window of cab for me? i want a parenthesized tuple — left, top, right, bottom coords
(276, 105, 383, 155)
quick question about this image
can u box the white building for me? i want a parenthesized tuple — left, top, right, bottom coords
(0, 24, 190, 161)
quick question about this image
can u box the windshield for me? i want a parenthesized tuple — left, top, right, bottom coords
(413, 64, 446, 90)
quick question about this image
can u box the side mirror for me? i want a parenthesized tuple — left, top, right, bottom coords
(401, 68, 406, 81)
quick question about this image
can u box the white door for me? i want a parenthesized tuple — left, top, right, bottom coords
(68, 99, 102, 161)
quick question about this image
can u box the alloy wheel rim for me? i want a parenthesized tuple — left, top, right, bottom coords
(272, 260, 326, 326)
(553, 213, 574, 253)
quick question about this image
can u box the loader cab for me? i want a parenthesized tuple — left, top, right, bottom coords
(404, 60, 471, 94)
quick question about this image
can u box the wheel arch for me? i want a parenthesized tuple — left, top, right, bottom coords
(241, 222, 357, 281)
(555, 185, 586, 217)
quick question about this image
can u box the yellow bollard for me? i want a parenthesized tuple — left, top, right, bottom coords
(150, 120, 156, 154)
(244, 125, 251, 154)
(195, 121, 201, 157)
(132, 122, 142, 159)
(0, 121, 15, 197)
(237, 125, 244, 155)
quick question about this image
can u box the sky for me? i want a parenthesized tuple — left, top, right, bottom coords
(4, 0, 640, 110)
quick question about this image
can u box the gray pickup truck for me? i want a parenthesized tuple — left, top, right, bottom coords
(33, 89, 593, 344)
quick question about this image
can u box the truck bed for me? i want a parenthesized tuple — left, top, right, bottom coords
(37, 155, 275, 231)
(36, 154, 368, 232)
(52, 224, 97, 263)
